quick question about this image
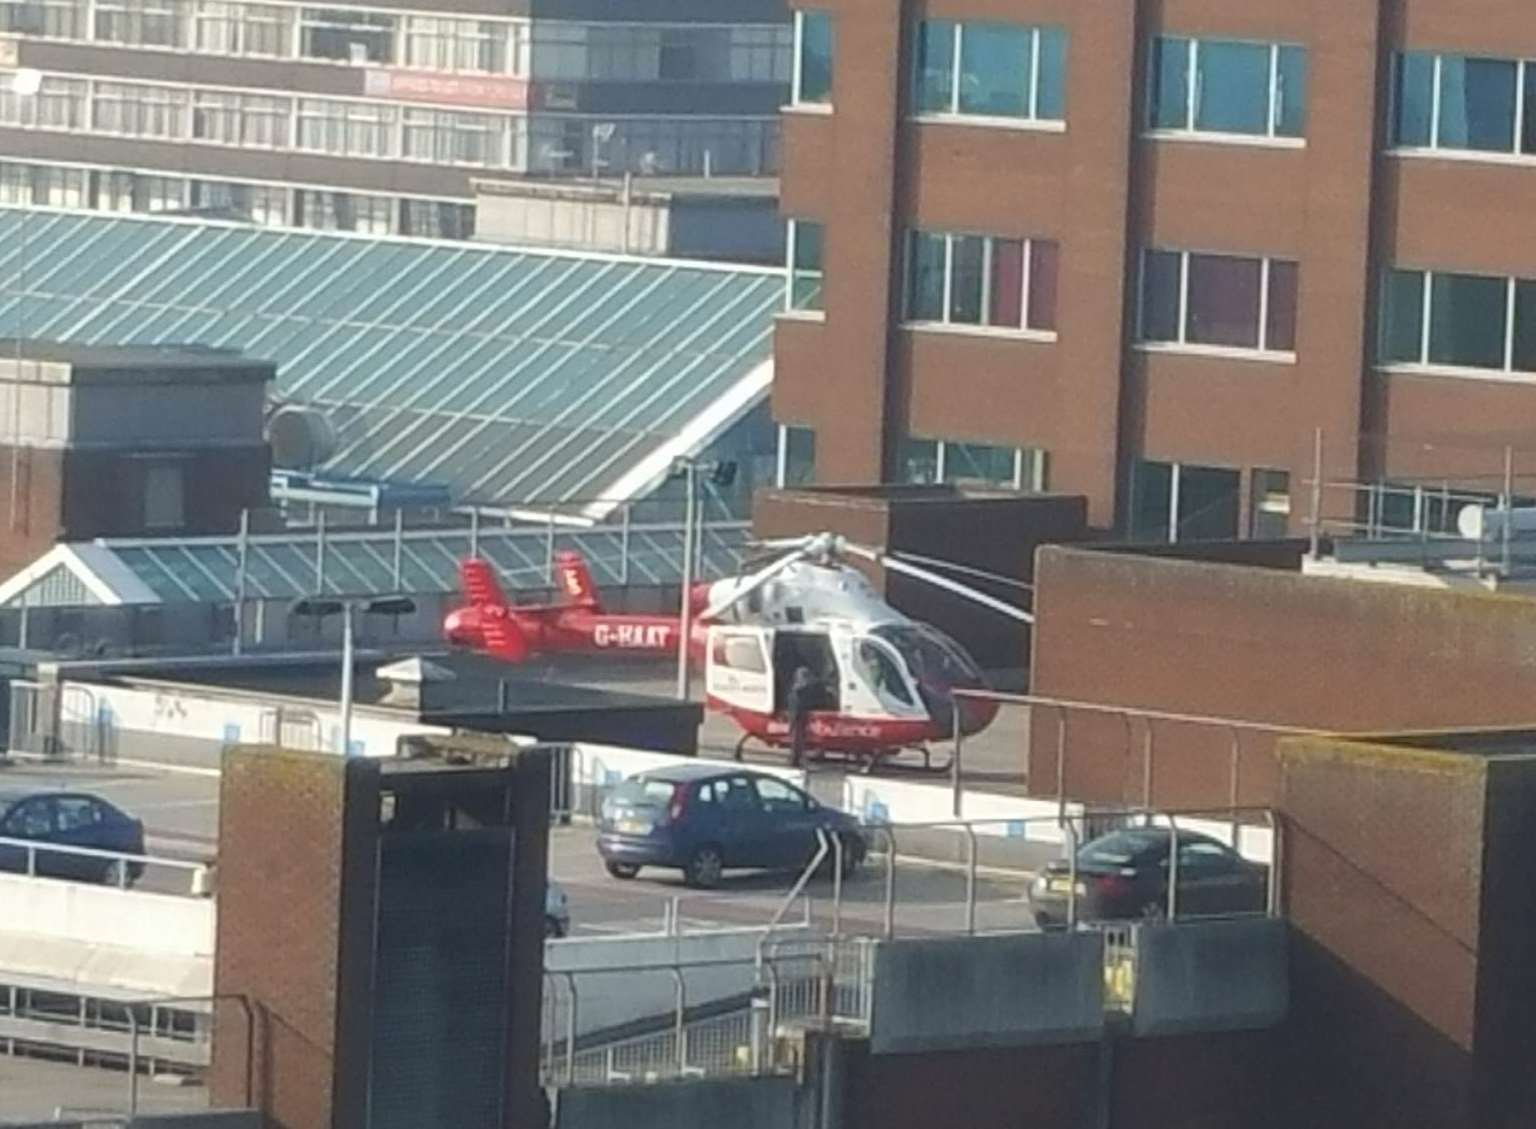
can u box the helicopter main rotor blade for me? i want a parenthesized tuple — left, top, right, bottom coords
(836, 538, 1033, 624)
(880, 556, 1035, 623)
(699, 546, 811, 621)
(889, 550, 1034, 592)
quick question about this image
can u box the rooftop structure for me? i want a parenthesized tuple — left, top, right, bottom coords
(0, 209, 782, 521)
(0, 0, 789, 239)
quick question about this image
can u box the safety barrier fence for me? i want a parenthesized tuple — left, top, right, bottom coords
(539, 940, 874, 1089)
(0, 835, 211, 896)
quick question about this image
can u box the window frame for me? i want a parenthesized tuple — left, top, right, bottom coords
(1145, 35, 1307, 147)
(1389, 50, 1535, 163)
(784, 217, 825, 316)
(1378, 266, 1536, 379)
(910, 19, 1066, 130)
(790, 8, 833, 110)
(1135, 247, 1299, 362)
(898, 436, 1047, 493)
(901, 229, 1059, 339)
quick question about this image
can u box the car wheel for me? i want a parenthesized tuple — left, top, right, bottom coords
(605, 861, 640, 880)
(683, 845, 725, 890)
(544, 915, 566, 940)
(101, 858, 129, 888)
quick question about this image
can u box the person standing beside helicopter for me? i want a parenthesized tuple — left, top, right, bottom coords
(787, 665, 819, 768)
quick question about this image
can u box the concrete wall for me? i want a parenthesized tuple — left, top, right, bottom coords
(867, 933, 1103, 1054)
(1132, 918, 1288, 1037)
(0, 871, 213, 956)
(1029, 546, 1536, 810)
(555, 1076, 799, 1129)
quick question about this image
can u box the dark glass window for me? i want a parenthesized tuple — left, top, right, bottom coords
(1266, 260, 1299, 352)
(1275, 45, 1308, 136)
(1428, 272, 1508, 369)
(1392, 52, 1435, 146)
(948, 235, 985, 324)
(1194, 40, 1270, 135)
(1438, 56, 1517, 152)
(959, 22, 1030, 117)
(913, 19, 955, 114)
(796, 10, 832, 104)
(1513, 280, 1536, 372)
(1149, 36, 1190, 130)
(1379, 270, 1426, 363)
(1139, 250, 1182, 342)
(1186, 253, 1262, 348)
(906, 232, 947, 321)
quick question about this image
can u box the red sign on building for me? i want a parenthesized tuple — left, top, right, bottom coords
(363, 69, 530, 110)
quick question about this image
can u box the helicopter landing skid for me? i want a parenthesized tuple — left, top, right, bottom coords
(734, 734, 951, 777)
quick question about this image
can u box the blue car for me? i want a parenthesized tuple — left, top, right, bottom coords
(597, 765, 866, 889)
(0, 789, 146, 886)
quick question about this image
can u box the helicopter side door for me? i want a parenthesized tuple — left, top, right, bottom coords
(705, 626, 775, 715)
(844, 634, 929, 721)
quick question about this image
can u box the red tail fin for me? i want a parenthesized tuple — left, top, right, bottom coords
(460, 558, 509, 610)
(553, 551, 602, 611)
(458, 558, 529, 662)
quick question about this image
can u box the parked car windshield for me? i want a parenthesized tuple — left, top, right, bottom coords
(1079, 829, 1169, 868)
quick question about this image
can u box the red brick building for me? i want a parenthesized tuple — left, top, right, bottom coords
(773, 0, 1536, 538)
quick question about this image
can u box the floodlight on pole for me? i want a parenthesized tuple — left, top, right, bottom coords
(290, 594, 417, 756)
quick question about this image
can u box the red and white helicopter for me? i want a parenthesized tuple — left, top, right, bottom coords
(444, 532, 1032, 772)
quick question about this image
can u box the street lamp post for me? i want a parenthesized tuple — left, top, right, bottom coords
(291, 594, 416, 755)
(669, 457, 737, 701)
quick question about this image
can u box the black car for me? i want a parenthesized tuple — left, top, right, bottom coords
(0, 790, 146, 886)
(1028, 827, 1268, 928)
(597, 765, 865, 889)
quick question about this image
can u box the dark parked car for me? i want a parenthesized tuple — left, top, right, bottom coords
(1029, 827, 1267, 928)
(0, 790, 146, 886)
(597, 765, 865, 889)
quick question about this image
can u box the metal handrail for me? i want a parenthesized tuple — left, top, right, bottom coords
(123, 993, 253, 1118)
(0, 834, 210, 891)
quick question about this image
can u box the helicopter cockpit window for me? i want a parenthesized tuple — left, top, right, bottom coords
(871, 623, 984, 687)
(712, 635, 767, 673)
(857, 640, 914, 706)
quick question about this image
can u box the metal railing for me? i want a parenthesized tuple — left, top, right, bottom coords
(0, 834, 211, 894)
(539, 943, 874, 1089)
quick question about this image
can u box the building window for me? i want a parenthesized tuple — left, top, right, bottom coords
(94, 0, 188, 48)
(191, 91, 291, 148)
(294, 189, 393, 234)
(792, 10, 832, 107)
(1380, 268, 1536, 374)
(785, 219, 824, 312)
(0, 160, 85, 206)
(92, 82, 189, 139)
(1131, 460, 1240, 542)
(193, 1, 292, 57)
(1249, 469, 1291, 539)
(189, 179, 289, 226)
(299, 7, 395, 64)
(777, 424, 816, 487)
(1391, 52, 1535, 156)
(1139, 249, 1297, 355)
(905, 231, 1058, 334)
(913, 21, 1065, 124)
(296, 98, 398, 158)
(143, 464, 185, 531)
(730, 25, 792, 83)
(899, 436, 1047, 492)
(399, 199, 474, 239)
(0, 0, 86, 39)
(403, 15, 517, 75)
(0, 75, 87, 128)
(1149, 37, 1306, 140)
(92, 170, 187, 213)
(402, 108, 508, 166)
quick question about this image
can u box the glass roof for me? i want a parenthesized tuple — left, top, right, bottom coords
(93, 521, 749, 604)
(0, 209, 781, 510)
